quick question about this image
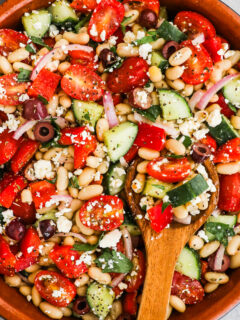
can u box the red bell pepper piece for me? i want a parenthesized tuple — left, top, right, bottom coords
(123, 292, 138, 315)
(11, 139, 40, 173)
(218, 173, 240, 212)
(74, 137, 97, 169)
(124, 144, 139, 163)
(59, 126, 92, 145)
(30, 180, 56, 209)
(0, 235, 16, 275)
(214, 138, 240, 163)
(10, 194, 36, 224)
(134, 123, 166, 151)
(216, 93, 235, 118)
(20, 227, 41, 259)
(0, 175, 27, 208)
(0, 130, 20, 165)
(147, 202, 173, 233)
(15, 256, 38, 272)
(203, 36, 222, 63)
(28, 69, 61, 101)
(200, 135, 217, 153)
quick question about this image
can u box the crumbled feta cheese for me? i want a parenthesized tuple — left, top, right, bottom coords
(76, 252, 92, 265)
(118, 282, 128, 290)
(108, 36, 118, 46)
(197, 230, 209, 242)
(89, 24, 98, 37)
(19, 93, 30, 102)
(193, 128, 209, 140)
(34, 160, 53, 180)
(139, 43, 152, 61)
(207, 109, 222, 127)
(5, 114, 20, 132)
(57, 216, 72, 233)
(99, 229, 122, 248)
(49, 24, 59, 38)
(2, 209, 14, 224)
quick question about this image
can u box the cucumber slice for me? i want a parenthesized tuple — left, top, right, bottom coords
(167, 174, 209, 207)
(22, 10, 51, 38)
(48, 0, 79, 27)
(158, 89, 191, 120)
(175, 247, 201, 280)
(104, 122, 138, 163)
(104, 162, 126, 195)
(121, 210, 141, 236)
(207, 115, 239, 145)
(222, 76, 240, 107)
(87, 282, 115, 319)
(34, 210, 57, 227)
(204, 215, 237, 241)
(142, 177, 173, 199)
(151, 52, 169, 72)
(72, 100, 103, 129)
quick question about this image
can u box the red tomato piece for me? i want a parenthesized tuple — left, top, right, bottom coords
(0, 74, 30, 106)
(28, 69, 61, 101)
(0, 29, 28, 55)
(203, 36, 223, 63)
(124, 145, 139, 163)
(20, 227, 41, 259)
(214, 138, 240, 163)
(123, 0, 160, 15)
(15, 256, 37, 272)
(218, 173, 240, 212)
(0, 130, 19, 165)
(70, 0, 97, 12)
(30, 180, 56, 209)
(147, 157, 191, 183)
(88, 0, 125, 42)
(68, 49, 97, 70)
(125, 249, 145, 292)
(49, 245, 88, 278)
(171, 271, 204, 305)
(0, 235, 16, 276)
(174, 11, 216, 39)
(134, 123, 166, 151)
(0, 172, 16, 192)
(10, 194, 36, 224)
(200, 135, 217, 153)
(43, 37, 56, 48)
(11, 139, 40, 174)
(200, 260, 208, 284)
(0, 175, 27, 208)
(59, 126, 92, 145)
(107, 57, 149, 93)
(180, 40, 213, 85)
(79, 195, 124, 231)
(123, 292, 138, 315)
(61, 65, 104, 101)
(74, 139, 97, 169)
(35, 270, 77, 307)
(216, 93, 235, 118)
(147, 202, 173, 233)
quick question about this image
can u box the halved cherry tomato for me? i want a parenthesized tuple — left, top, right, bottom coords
(49, 245, 88, 278)
(107, 57, 149, 93)
(147, 202, 173, 233)
(68, 49, 97, 70)
(59, 126, 92, 145)
(200, 260, 208, 284)
(10, 194, 36, 224)
(0, 175, 27, 208)
(134, 123, 166, 151)
(147, 157, 191, 183)
(174, 11, 216, 39)
(200, 135, 217, 153)
(11, 139, 40, 174)
(218, 173, 240, 212)
(28, 69, 61, 101)
(70, 0, 97, 12)
(0, 74, 30, 106)
(61, 65, 104, 101)
(35, 270, 77, 307)
(88, 0, 125, 42)
(203, 36, 223, 63)
(0, 29, 28, 55)
(123, 0, 160, 15)
(0, 235, 16, 276)
(125, 249, 145, 292)
(20, 227, 41, 259)
(79, 195, 124, 231)
(15, 256, 37, 272)
(30, 180, 56, 209)
(180, 40, 213, 85)
(214, 138, 240, 163)
(0, 130, 20, 165)
(124, 144, 139, 163)
(0, 172, 16, 192)
(74, 138, 97, 169)
(171, 271, 204, 304)
(215, 93, 235, 118)
(123, 292, 138, 315)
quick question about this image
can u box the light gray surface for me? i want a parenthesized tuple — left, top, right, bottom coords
(0, 0, 239, 319)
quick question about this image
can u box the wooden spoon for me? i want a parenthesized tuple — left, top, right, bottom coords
(125, 158, 219, 320)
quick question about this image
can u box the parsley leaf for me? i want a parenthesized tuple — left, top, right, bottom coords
(121, 16, 132, 34)
(95, 248, 133, 273)
(152, 184, 165, 189)
(0, 206, 7, 226)
(42, 118, 67, 149)
(30, 36, 52, 50)
(104, 56, 123, 73)
(161, 202, 171, 214)
(17, 68, 31, 82)
(177, 135, 192, 148)
(75, 14, 91, 33)
(228, 103, 237, 113)
(137, 105, 161, 122)
(73, 233, 104, 252)
(205, 222, 235, 246)
(69, 176, 79, 189)
(37, 95, 48, 105)
(25, 43, 36, 54)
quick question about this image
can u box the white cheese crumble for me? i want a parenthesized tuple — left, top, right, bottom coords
(34, 160, 53, 180)
(207, 109, 222, 127)
(99, 229, 122, 248)
(57, 216, 72, 233)
(139, 43, 152, 63)
(197, 230, 209, 242)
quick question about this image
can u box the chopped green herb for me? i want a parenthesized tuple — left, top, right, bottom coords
(75, 14, 91, 33)
(161, 202, 171, 214)
(177, 135, 192, 148)
(121, 16, 132, 34)
(30, 36, 52, 50)
(104, 57, 124, 73)
(0, 206, 7, 226)
(73, 233, 104, 252)
(166, 154, 184, 159)
(83, 112, 90, 121)
(25, 43, 36, 54)
(37, 95, 48, 105)
(228, 103, 237, 113)
(42, 117, 68, 149)
(17, 68, 31, 82)
(95, 248, 133, 273)
(205, 222, 235, 246)
(137, 105, 161, 122)
(46, 177, 57, 184)
(69, 176, 79, 189)
(152, 184, 165, 190)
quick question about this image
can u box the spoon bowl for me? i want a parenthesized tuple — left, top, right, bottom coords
(125, 158, 219, 320)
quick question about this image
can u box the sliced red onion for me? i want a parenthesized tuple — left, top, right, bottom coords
(121, 227, 133, 261)
(31, 44, 94, 81)
(173, 215, 191, 224)
(45, 116, 68, 129)
(189, 90, 205, 111)
(13, 120, 37, 140)
(197, 73, 240, 109)
(17, 273, 31, 284)
(134, 112, 179, 137)
(55, 232, 87, 243)
(192, 33, 205, 46)
(103, 91, 119, 128)
(120, 157, 128, 168)
(111, 273, 126, 288)
(213, 244, 225, 271)
(51, 195, 73, 204)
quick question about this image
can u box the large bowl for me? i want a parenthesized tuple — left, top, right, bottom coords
(0, 0, 240, 319)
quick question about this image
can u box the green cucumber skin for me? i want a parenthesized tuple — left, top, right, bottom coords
(175, 246, 201, 280)
(104, 162, 126, 196)
(151, 51, 169, 72)
(72, 100, 103, 128)
(48, 0, 79, 26)
(222, 76, 240, 106)
(22, 10, 51, 38)
(204, 215, 237, 241)
(143, 177, 173, 199)
(207, 115, 239, 145)
(167, 174, 209, 207)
